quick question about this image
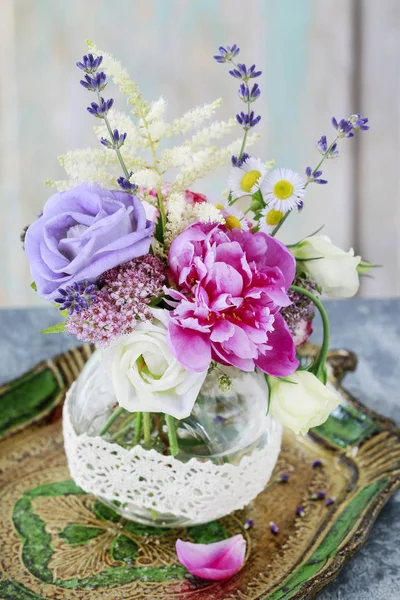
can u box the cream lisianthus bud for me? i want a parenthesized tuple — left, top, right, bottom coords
(292, 235, 361, 298)
(103, 309, 208, 419)
(269, 370, 341, 435)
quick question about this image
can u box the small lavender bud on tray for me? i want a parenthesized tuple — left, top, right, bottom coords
(269, 522, 279, 534)
(310, 491, 326, 500)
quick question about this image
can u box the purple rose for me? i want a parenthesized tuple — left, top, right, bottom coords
(25, 183, 154, 300)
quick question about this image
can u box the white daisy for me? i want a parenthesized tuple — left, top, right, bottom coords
(258, 207, 285, 234)
(261, 168, 305, 213)
(227, 157, 267, 199)
(212, 199, 250, 231)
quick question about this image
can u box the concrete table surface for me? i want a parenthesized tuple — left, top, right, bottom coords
(0, 299, 399, 599)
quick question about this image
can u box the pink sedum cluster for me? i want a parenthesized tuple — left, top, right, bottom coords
(166, 222, 299, 376)
(66, 254, 166, 346)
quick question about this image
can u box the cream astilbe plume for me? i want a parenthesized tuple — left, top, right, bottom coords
(164, 191, 225, 247)
(188, 118, 237, 149)
(168, 99, 223, 136)
(170, 133, 261, 193)
(86, 39, 150, 120)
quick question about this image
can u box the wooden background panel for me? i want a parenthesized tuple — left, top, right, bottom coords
(358, 0, 400, 296)
(0, 0, 398, 305)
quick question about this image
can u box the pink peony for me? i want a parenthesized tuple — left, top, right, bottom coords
(166, 222, 299, 375)
(176, 535, 246, 580)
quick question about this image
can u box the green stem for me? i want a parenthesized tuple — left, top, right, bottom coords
(290, 285, 330, 381)
(96, 91, 131, 180)
(271, 136, 339, 237)
(165, 415, 179, 456)
(100, 406, 125, 437)
(143, 412, 152, 447)
(134, 412, 142, 445)
(109, 413, 137, 442)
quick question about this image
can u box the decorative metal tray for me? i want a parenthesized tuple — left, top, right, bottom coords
(0, 344, 399, 600)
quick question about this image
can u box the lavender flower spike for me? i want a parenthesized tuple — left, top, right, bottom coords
(229, 63, 262, 80)
(236, 110, 261, 129)
(87, 98, 114, 118)
(101, 129, 127, 149)
(54, 281, 98, 315)
(213, 44, 240, 63)
(349, 113, 370, 131)
(76, 54, 103, 74)
(331, 117, 354, 138)
(80, 71, 107, 92)
(231, 153, 250, 167)
(238, 83, 261, 103)
(117, 174, 137, 193)
(305, 166, 328, 185)
(316, 135, 339, 158)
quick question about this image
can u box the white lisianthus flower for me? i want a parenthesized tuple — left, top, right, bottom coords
(103, 309, 208, 419)
(292, 235, 361, 297)
(269, 370, 341, 436)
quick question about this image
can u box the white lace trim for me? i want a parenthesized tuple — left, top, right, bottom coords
(63, 384, 282, 524)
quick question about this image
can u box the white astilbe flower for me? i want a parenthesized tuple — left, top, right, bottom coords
(131, 169, 163, 189)
(59, 148, 121, 187)
(86, 39, 149, 120)
(160, 146, 193, 170)
(45, 179, 75, 192)
(164, 192, 225, 246)
(169, 99, 223, 136)
(170, 133, 261, 193)
(165, 192, 186, 245)
(151, 238, 168, 259)
(147, 97, 168, 123)
(192, 202, 225, 226)
(140, 121, 170, 145)
(189, 118, 237, 149)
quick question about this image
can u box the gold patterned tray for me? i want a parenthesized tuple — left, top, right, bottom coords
(0, 345, 399, 600)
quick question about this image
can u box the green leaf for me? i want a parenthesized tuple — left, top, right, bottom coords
(59, 524, 104, 546)
(30, 282, 37, 292)
(41, 322, 66, 334)
(249, 189, 265, 213)
(155, 214, 164, 244)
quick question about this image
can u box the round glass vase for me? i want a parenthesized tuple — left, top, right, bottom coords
(63, 351, 282, 527)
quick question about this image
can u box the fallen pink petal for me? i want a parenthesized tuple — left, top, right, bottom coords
(176, 534, 246, 580)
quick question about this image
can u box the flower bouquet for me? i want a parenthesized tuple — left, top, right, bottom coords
(24, 40, 371, 552)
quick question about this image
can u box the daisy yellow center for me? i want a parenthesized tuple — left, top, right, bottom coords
(273, 179, 294, 200)
(215, 203, 225, 210)
(240, 170, 261, 192)
(265, 209, 284, 226)
(225, 215, 242, 230)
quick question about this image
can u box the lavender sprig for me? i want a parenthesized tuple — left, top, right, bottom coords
(101, 129, 127, 149)
(271, 113, 369, 237)
(117, 174, 137, 193)
(77, 53, 132, 183)
(76, 53, 103, 74)
(231, 153, 249, 167)
(305, 166, 328, 185)
(213, 44, 262, 163)
(55, 281, 98, 315)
